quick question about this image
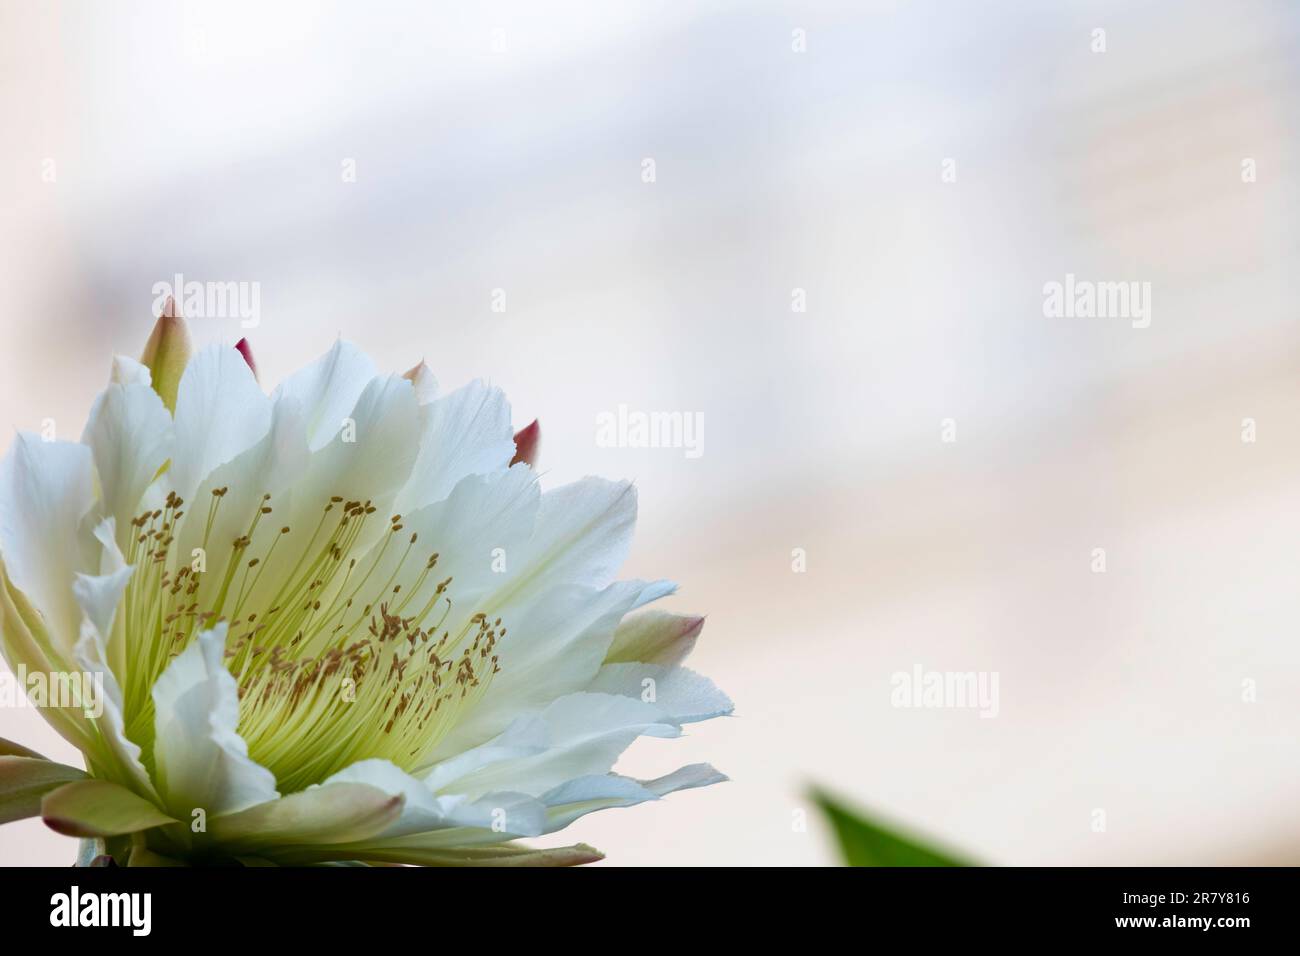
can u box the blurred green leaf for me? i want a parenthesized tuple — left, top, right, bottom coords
(813, 789, 974, 866)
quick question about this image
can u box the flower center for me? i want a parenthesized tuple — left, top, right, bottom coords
(120, 488, 503, 792)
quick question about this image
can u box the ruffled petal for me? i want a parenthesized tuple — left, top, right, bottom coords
(70, 519, 132, 651)
(69, 518, 156, 798)
(150, 624, 279, 816)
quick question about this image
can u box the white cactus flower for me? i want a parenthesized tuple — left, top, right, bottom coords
(0, 314, 730, 866)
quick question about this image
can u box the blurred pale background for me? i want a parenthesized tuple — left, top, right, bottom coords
(2, 0, 1299, 865)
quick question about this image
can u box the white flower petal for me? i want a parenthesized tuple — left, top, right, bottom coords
(63, 518, 156, 797)
(238, 374, 419, 616)
(202, 783, 407, 853)
(173, 398, 310, 615)
(0, 435, 95, 645)
(73, 626, 156, 799)
(634, 579, 678, 608)
(442, 691, 679, 798)
(356, 464, 538, 618)
(541, 763, 728, 832)
(150, 623, 278, 816)
(419, 479, 660, 756)
(324, 758, 546, 839)
(422, 714, 549, 793)
(509, 477, 639, 591)
(271, 340, 377, 450)
(432, 578, 664, 758)
(207, 781, 405, 849)
(324, 759, 452, 834)
(110, 356, 152, 387)
(586, 662, 734, 724)
(70, 519, 132, 665)
(169, 344, 272, 504)
(290, 373, 419, 512)
(395, 380, 514, 513)
(81, 383, 172, 553)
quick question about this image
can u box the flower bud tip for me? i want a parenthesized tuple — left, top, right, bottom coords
(511, 419, 540, 467)
(140, 303, 194, 412)
(235, 338, 258, 379)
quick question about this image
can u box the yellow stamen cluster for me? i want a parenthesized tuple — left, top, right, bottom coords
(120, 487, 504, 792)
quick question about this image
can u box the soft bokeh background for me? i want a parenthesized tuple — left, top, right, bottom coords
(3, 0, 1299, 865)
